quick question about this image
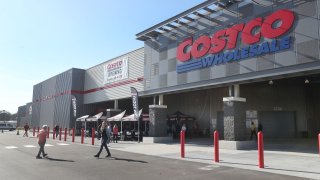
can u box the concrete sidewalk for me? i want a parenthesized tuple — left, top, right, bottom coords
(34, 132, 320, 179)
(97, 138, 320, 179)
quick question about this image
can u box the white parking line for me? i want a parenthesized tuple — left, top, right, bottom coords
(198, 164, 220, 171)
(57, 143, 69, 146)
(45, 144, 54, 147)
(5, 146, 18, 149)
(24, 145, 36, 148)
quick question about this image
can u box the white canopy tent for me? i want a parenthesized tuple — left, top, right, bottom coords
(107, 110, 126, 122)
(107, 110, 126, 133)
(86, 112, 103, 122)
(76, 115, 89, 122)
(75, 112, 103, 136)
(122, 109, 143, 121)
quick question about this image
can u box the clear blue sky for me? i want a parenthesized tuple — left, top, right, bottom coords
(0, 0, 204, 114)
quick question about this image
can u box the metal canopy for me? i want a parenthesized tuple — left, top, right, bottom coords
(136, 0, 239, 41)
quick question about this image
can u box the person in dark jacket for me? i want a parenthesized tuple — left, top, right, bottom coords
(23, 123, 30, 137)
(258, 123, 263, 132)
(54, 124, 59, 138)
(94, 121, 111, 158)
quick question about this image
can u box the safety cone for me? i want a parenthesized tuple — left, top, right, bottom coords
(16, 129, 20, 135)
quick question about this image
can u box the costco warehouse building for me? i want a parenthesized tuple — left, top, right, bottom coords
(18, 0, 320, 142)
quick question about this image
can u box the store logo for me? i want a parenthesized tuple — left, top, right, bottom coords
(176, 9, 295, 73)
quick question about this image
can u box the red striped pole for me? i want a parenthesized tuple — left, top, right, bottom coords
(59, 128, 62, 141)
(92, 128, 95, 145)
(318, 133, 320, 157)
(258, 132, 264, 168)
(214, 130, 219, 162)
(64, 128, 67, 141)
(81, 128, 84, 144)
(180, 131, 185, 158)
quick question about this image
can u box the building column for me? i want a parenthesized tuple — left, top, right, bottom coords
(114, 100, 118, 110)
(223, 84, 247, 141)
(148, 105, 167, 137)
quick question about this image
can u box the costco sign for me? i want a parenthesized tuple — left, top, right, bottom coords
(176, 9, 295, 73)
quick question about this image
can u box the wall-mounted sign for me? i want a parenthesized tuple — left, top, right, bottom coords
(176, 9, 295, 73)
(103, 57, 128, 84)
(246, 110, 258, 128)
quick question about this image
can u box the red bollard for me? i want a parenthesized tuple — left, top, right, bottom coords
(258, 132, 264, 168)
(33, 127, 35, 136)
(64, 128, 67, 141)
(72, 128, 75, 143)
(214, 130, 219, 162)
(47, 127, 50, 138)
(180, 131, 185, 158)
(318, 133, 320, 157)
(81, 128, 84, 144)
(59, 128, 62, 141)
(53, 129, 55, 140)
(92, 128, 95, 145)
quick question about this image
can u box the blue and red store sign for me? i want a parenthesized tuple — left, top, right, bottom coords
(176, 9, 295, 73)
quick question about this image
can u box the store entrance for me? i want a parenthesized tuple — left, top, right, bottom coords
(258, 111, 296, 138)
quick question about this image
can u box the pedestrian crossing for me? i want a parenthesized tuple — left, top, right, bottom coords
(5, 143, 70, 149)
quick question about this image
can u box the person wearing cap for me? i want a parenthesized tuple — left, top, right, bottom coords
(36, 125, 48, 159)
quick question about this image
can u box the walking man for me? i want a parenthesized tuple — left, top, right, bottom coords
(94, 121, 111, 158)
(23, 123, 30, 137)
(54, 124, 59, 138)
(36, 125, 48, 159)
(250, 121, 257, 140)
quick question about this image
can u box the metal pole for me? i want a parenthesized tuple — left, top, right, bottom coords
(72, 128, 75, 143)
(214, 131, 219, 162)
(64, 128, 67, 141)
(180, 131, 185, 158)
(258, 132, 264, 168)
(138, 115, 140, 143)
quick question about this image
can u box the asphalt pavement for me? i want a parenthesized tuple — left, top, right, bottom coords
(0, 131, 319, 180)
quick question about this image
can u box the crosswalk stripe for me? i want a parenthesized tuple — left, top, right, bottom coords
(57, 143, 69, 146)
(24, 145, 36, 148)
(5, 146, 18, 149)
(45, 144, 53, 147)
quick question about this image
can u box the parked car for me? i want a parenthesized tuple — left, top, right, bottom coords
(0, 123, 16, 131)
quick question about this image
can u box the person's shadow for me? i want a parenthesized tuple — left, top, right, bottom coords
(110, 157, 147, 164)
(44, 157, 75, 162)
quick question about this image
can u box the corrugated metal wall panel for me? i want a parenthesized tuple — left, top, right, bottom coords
(17, 105, 26, 127)
(31, 84, 42, 127)
(53, 71, 72, 128)
(25, 103, 32, 126)
(39, 76, 56, 128)
(84, 48, 144, 104)
(32, 69, 85, 129)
